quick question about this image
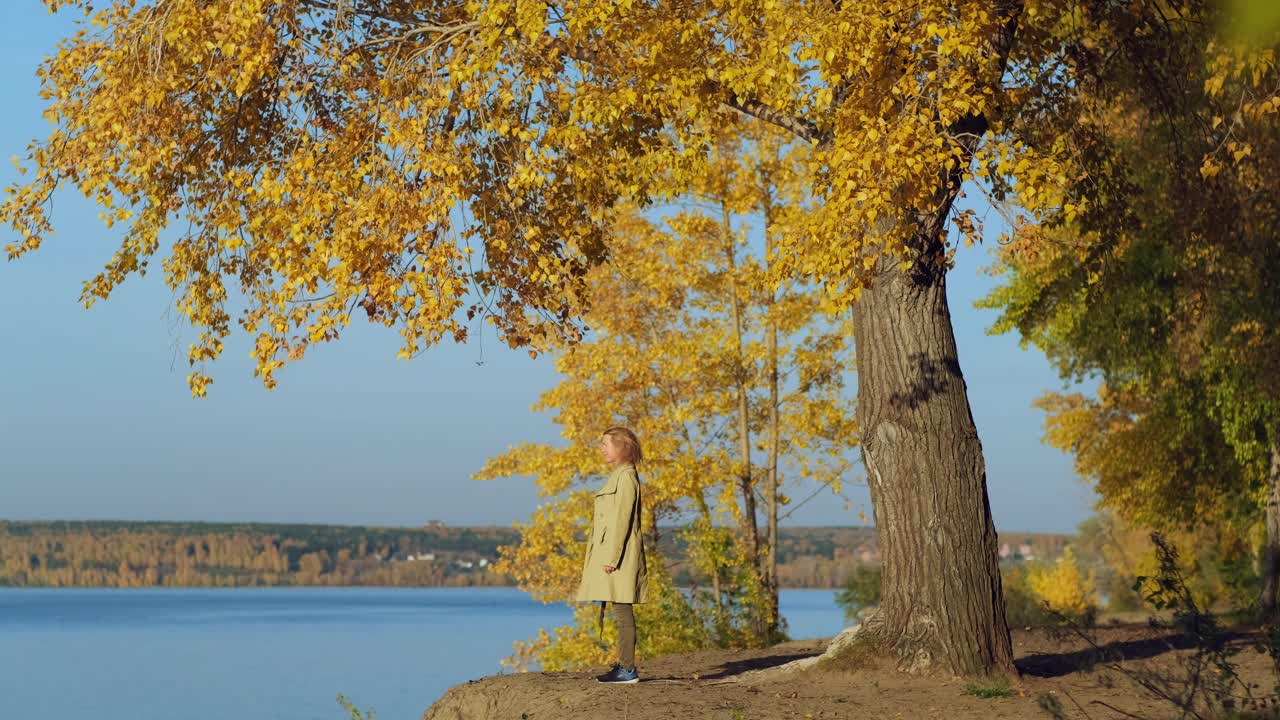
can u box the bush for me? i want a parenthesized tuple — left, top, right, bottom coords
(1003, 565, 1062, 628)
(834, 561, 1094, 629)
(834, 566, 881, 621)
(1025, 548, 1100, 625)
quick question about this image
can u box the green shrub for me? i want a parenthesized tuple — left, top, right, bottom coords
(835, 562, 1105, 629)
(834, 566, 881, 621)
(1002, 565, 1060, 627)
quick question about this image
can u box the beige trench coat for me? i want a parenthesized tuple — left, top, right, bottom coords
(576, 463, 649, 604)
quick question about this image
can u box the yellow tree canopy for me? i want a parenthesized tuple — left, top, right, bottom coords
(4, 0, 1080, 395)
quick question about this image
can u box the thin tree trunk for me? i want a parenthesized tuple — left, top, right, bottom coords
(851, 255, 1016, 676)
(722, 201, 763, 641)
(762, 183, 781, 640)
(695, 494, 724, 611)
(766, 304, 780, 637)
(711, 557, 723, 611)
(1258, 435, 1280, 619)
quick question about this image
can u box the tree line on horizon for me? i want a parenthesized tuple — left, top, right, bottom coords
(0, 521, 1073, 590)
(0, 521, 513, 588)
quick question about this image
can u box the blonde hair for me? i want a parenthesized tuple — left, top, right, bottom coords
(603, 426, 643, 465)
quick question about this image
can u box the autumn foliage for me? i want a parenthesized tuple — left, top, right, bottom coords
(3, 0, 1084, 397)
(8, 0, 1279, 678)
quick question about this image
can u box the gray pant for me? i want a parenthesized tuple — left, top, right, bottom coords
(612, 602, 635, 669)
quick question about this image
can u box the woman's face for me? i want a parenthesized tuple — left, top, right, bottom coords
(599, 434, 624, 465)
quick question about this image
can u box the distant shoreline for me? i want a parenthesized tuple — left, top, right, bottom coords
(0, 585, 852, 592)
(0, 518, 1073, 535)
(0, 519, 1073, 590)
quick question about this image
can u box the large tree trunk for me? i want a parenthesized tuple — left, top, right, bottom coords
(1258, 436, 1280, 619)
(839, 1, 1021, 677)
(851, 256, 1015, 677)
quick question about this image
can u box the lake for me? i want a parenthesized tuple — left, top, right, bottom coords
(0, 588, 846, 720)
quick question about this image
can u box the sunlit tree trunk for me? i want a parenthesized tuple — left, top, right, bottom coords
(851, 251, 1015, 676)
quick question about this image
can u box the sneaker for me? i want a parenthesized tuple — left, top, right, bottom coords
(593, 664, 621, 683)
(597, 666, 640, 684)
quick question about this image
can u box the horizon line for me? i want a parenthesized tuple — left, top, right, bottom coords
(0, 517, 1078, 536)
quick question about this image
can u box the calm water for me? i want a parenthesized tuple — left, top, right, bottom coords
(0, 588, 846, 720)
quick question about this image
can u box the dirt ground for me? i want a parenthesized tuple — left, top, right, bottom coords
(423, 622, 1279, 720)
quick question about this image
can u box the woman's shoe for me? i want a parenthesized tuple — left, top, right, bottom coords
(597, 666, 640, 684)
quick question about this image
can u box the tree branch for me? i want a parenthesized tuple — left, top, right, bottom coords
(549, 37, 826, 145)
(718, 90, 828, 146)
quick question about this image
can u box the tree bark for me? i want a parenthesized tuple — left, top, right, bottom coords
(1258, 435, 1280, 619)
(851, 255, 1016, 677)
(765, 304, 780, 638)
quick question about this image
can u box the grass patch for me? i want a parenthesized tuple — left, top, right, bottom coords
(962, 675, 1014, 699)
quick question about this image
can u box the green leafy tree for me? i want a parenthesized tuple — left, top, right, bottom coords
(981, 4, 1280, 615)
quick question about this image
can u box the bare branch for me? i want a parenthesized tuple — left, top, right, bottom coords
(719, 91, 828, 146)
(356, 19, 480, 50)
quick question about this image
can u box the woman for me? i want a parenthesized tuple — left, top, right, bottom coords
(576, 426, 649, 684)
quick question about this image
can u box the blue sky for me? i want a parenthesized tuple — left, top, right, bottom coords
(0, 5, 1096, 532)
